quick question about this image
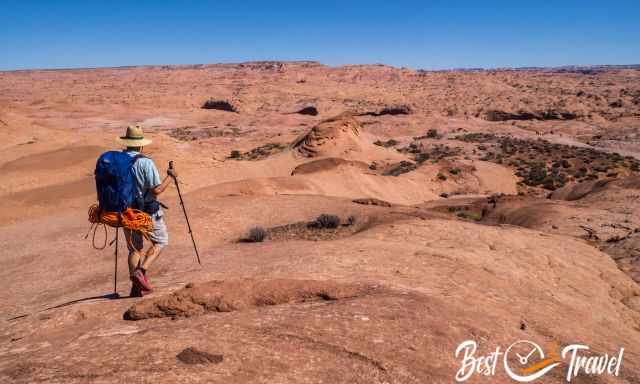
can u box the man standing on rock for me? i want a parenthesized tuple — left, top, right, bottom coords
(116, 124, 177, 297)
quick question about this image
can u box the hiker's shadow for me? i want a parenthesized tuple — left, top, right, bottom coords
(45, 292, 126, 310)
(7, 293, 127, 322)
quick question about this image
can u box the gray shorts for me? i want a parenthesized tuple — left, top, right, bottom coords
(124, 211, 169, 252)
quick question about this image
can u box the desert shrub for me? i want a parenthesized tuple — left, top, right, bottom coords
(542, 177, 556, 190)
(202, 99, 236, 112)
(438, 173, 447, 181)
(234, 143, 286, 161)
(244, 227, 267, 243)
(450, 168, 461, 175)
(609, 100, 623, 108)
(456, 211, 482, 220)
(296, 106, 318, 116)
(229, 150, 241, 159)
(553, 173, 567, 187)
(525, 164, 547, 186)
(415, 153, 429, 163)
(374, 139, 398, 148)
(378, 105, 412, 116)
(313, 214, 341, 229)
(426, 129, 438, 138)
(383, 161, 417, 176)
(480, 152, 494, 161)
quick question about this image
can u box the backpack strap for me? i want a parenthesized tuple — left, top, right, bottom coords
(130, 154, 146, 209)
(132, 153, 146, 163)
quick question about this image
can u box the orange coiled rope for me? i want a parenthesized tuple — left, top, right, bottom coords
(86, 204, 154, 249)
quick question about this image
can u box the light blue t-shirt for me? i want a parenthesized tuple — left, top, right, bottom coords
(123, 150, 163, 216)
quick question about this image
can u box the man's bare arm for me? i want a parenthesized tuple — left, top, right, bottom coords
(151, 167, 178, 196)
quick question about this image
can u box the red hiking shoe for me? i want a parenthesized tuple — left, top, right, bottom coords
(130, 280, 152, 298)
(133, 269, 153, 291)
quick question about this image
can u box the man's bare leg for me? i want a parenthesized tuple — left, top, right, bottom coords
(128, 251, 143, 276)
(125, 229, 144, 276)
(137, 252, 147, 269)
(141, 244, 164, 271)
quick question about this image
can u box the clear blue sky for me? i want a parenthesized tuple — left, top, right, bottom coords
(1, 0, 639, 71)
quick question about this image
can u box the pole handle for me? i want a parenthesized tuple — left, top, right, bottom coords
(168, 160, 177, 182)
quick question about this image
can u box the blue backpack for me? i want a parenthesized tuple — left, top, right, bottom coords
(95, 151, 143, 213)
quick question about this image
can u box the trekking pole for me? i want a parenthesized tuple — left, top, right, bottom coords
(114, 228, 119, 295)
(169, 161, 202, 265)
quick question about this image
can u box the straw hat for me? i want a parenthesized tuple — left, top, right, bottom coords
(116, 125, 152, 147)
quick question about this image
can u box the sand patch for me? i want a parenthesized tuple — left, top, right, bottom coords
(291, 157, 369, 175)
(0, 145, 105, 173)
(5, 178, 94, 205)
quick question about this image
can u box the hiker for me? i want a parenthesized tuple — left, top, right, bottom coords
(116, 124, 177, 297)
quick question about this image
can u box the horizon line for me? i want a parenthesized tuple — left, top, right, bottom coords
(2, 61, 640, 73)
